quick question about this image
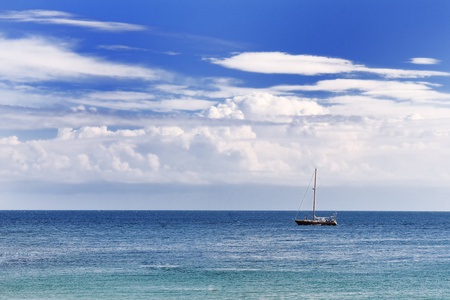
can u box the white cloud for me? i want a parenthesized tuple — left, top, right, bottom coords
(71, 105, 97, 113)
(273, 79, 450, 102)
(0, 10, 241, 51)
(204, 99, 245, 120)
(275, 79, 427, 92)
(367, 67, 448, 79)
(57, 126, 146, 140)
(0, 82, 65, 107)
(0, 136, 20, 145)
(271, 79, 450, 121)
(80, 91, 217, 112)
(97, 45, 146, 51)
(326, 95, 429, 119)
(98, 44, 181, 55)
(1, 125, 266, 184)
(0, 10, 146, 31)
(0, 36, 165, 82)
(1, 118, 449, 187)
(0, 34, 449, 190)
(409, 57, 441, 65)
(203, 92, 328, 122)
(209, 52, 450, 78)
(209, 52, 363, 75)
(0, 10, 72, 19)
(203, 90, 431, 126)
(154, 82, 258, 100)
(87, 91, 156, 101)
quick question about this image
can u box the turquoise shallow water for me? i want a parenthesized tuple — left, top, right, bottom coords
(0, 211, 448, 299)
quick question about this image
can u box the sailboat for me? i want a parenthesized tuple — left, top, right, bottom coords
(294, 168, 337, 226)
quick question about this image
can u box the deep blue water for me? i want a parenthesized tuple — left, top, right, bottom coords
(0, 211, 448, 299)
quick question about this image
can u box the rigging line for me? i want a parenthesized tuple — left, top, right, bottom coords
(294, 169, 315, 220)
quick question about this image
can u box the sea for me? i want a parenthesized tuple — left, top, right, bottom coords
(0, 211, 448, 299)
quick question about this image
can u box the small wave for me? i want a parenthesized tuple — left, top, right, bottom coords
(139, 264, 181, 269)
(206, 268, 262, 272)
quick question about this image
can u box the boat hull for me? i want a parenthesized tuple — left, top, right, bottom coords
(294, 219, 337, 226)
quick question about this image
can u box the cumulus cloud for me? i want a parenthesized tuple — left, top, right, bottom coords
(204, 99, 245, 120)
(1, 117, 450, 187)
(209, 52, 450, 78)
(0, 136, 20, 145)
(1, 125, 273, 184)
(203, 92, 328, 122)
(0, 10, 146, 31)
(0, 36, 165, 82)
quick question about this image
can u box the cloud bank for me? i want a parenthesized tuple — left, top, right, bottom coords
(2, 74, 450, 187)
(2, 108, 450, 188)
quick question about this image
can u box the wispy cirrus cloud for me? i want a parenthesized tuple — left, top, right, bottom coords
(0, 9, 146, 31)
(0, 10, 242, 49)
(272, 79, 450, 102)
(208, 52, 450, 78)
(0, 35, 168, 82)
(98, 44, 181, 56)
(79, 90, 216, 112)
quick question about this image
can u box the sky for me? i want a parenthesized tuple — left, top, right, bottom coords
(1, 0, 450, 211)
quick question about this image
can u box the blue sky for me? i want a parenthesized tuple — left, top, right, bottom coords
(1, 0, 450, 210)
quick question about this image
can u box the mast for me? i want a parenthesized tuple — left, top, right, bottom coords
(313, 168, 317, 220)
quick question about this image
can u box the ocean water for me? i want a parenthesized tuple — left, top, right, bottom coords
(0, 211, 448, 299)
